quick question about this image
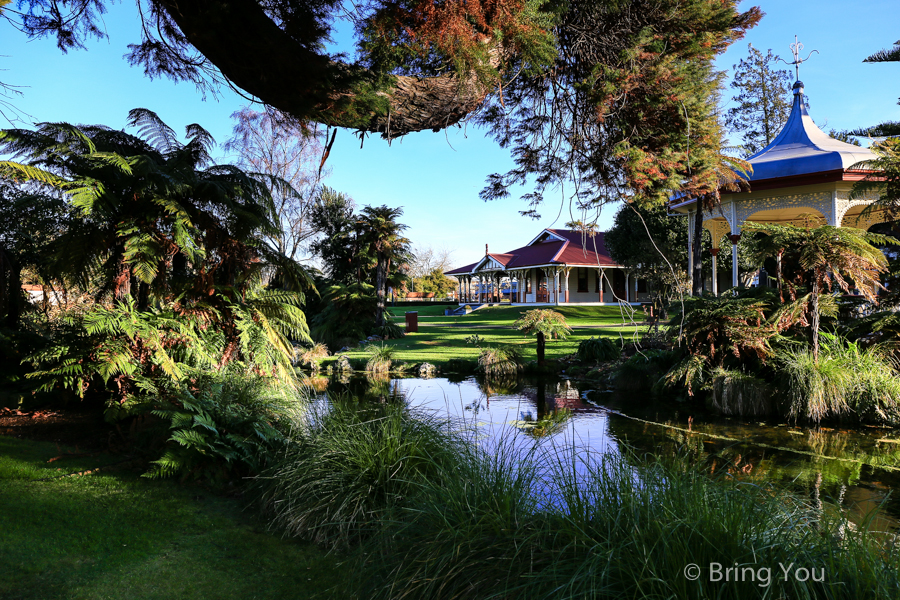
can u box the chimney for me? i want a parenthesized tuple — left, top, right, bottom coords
(485, 243, 489, 256)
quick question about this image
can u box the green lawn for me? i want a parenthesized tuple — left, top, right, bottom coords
(339, 305, 655, 368)
(0, 436, 341, 600)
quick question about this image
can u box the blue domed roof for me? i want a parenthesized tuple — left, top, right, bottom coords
(746, 81, 875, 181)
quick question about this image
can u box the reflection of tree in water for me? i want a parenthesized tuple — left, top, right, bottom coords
(605, 412, 900, 531)
(326, 374, 406, 404)
(513, 379, 575, 439)
(299, 375, 330, 393)
(475, 374, 523, 397)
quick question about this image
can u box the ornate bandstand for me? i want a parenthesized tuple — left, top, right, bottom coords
(670, 64, 888, 294)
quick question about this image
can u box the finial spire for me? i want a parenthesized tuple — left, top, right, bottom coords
(778, 35, 819, 81)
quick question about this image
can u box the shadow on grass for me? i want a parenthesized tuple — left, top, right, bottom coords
(0, 437, 341, 600)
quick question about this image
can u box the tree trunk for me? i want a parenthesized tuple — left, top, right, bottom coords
(5, 257, 22, 329)
(156, 0, 499, 139)
(810, 275, 821, 363)
(692, 203, 704, 296)
(137, 282, 151, 312)
(776, 251, 783, 302)
(375, 256, 387, 327)
(537, 331, 546, 366)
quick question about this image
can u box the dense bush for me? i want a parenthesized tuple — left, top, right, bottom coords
(576, 336, 620, 362)
(707, 367, 774, 416)
(146, 371, 300, 483)
(615, 349, 679, 393)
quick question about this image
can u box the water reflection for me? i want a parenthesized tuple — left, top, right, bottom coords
(320, 374, 900, 531)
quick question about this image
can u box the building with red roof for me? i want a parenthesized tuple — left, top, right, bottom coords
(445, 228, 648, 305)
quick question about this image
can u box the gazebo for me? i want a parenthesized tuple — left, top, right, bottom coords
(669, 79, 887, 295)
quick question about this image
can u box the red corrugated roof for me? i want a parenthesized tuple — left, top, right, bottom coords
(487, 252, 515, 266)
(445, 261, 479, 275)
(445, 229, 620, 274)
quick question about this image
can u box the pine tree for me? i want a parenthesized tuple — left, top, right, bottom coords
(725, 44, 793, 155)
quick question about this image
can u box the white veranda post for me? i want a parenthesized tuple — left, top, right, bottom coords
(730, 234, 740, 289)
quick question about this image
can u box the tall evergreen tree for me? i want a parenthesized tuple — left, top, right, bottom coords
(724, 44, 793, 155)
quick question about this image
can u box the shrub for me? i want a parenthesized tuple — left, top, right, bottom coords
(614, 349, 679, 393)
(371, 319, 404, 340)
(295, 342, 330, 370)
(576, 336, 620, 362)
(464, 334, 485, 345)
(477, 345, 523, 377)
(365, 343, 395, 373)
(146, 371, 299, 483)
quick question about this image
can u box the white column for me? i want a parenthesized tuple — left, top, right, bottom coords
(563, 268, 570, 303)
(625, 273, 631, 303)
(711, 249, 719, 297)
(554, 270, 560, 305)
(731, 235, 740, 289)
(687, 210, 695, 277)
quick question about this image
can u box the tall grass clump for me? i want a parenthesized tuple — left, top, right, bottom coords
(295, 342, 330, 370)
(260, 400, 464, 549)
(365, 343, 395, 373)
(353, 446, 900, 599)
(576, 336, 620, 363)
(477, 344, 523, 377)
(776, 336, 900, 425)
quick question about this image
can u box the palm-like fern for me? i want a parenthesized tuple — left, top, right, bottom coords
(3, 109, 316, 405)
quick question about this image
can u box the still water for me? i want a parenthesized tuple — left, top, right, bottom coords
(312, 373, 900, 531)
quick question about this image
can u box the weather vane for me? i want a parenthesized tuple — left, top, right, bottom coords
(777, 35, 819, 81)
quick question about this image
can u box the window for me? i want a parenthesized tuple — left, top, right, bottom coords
(577, 268, 588, 293)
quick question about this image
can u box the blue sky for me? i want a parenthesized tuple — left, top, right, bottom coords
(1, 1, 898, 268)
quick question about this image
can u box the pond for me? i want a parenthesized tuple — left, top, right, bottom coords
(309, 373, 900, 532)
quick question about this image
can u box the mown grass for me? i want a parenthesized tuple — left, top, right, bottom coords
(335, 306, 651, 369)
(0, 436, 341, 600)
